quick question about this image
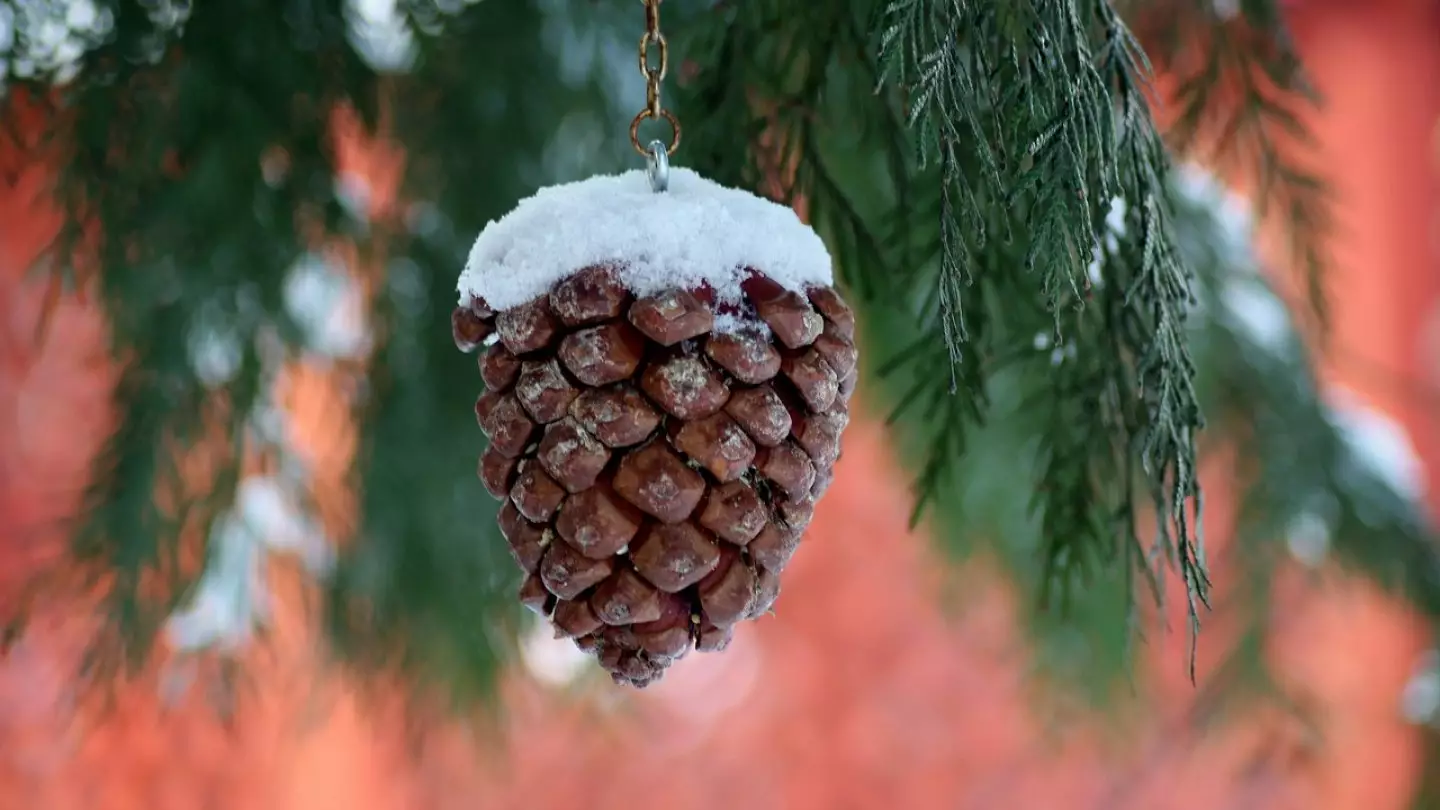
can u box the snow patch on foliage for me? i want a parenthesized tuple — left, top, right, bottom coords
(344, 0, 416, 73)
(165, 475, 333, 654)
(1327, 388, 1428, 504)
(1221, 278, 1292, 355)
(1084, 196, 1128, 288)
(1403, 650, 1440, 725)
(459, 168, 833, 311)
(283, 253, 370, 359)
(0, 0, 190, 92)
(0, 0, 113, 89)
(1172, 163, 1295, 355)
(1284, 509, 1333, 568)
(1173, 163, 1255, 259)
(168, 301, 346, 658)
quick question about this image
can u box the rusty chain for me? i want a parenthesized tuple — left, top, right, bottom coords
(630, 0, 680, 158)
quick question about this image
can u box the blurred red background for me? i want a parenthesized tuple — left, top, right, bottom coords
(2, 1, 1438, 808)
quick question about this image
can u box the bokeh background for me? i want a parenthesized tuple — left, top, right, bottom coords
(2, 0, 1440, 809)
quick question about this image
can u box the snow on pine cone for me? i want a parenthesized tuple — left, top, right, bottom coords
(452, 266, 856, 687)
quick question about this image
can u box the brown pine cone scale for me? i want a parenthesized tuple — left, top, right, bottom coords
(479, 343, 522, 390)
(455, 267, 856, 687)
(630, 521, 722, 593)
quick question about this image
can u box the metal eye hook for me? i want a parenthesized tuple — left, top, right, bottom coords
(646, 139, 670, 193)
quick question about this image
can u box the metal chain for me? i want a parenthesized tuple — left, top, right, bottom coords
(630, 0, 680, 159)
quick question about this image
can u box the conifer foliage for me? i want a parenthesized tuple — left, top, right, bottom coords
(0, 0, 1434, 714)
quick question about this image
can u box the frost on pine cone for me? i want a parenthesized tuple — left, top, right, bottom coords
(451, 169, 855, 687)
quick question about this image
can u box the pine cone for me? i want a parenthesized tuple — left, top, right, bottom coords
(454, 265, 856, 687)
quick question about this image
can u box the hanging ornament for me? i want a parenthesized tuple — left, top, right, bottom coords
(451, 0, 857, 687)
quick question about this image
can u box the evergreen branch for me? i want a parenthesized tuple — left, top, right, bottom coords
(684, 0, 1216, 670)
(1143, 0, 1331, 329)
(322, 0, 632, 703)
(1176, 180, 1440, 623)
(871, 0, 1212, 666)
(9, 0, 372, 676)
(324, 269, 516, 706)
(1171, 165, 1438, 717)
(7, 0, 624, 700)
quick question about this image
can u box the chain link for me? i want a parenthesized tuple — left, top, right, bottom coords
(630, 0, 680, 158)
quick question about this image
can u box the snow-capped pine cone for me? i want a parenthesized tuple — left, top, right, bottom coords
(454, 265, 856, 688)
